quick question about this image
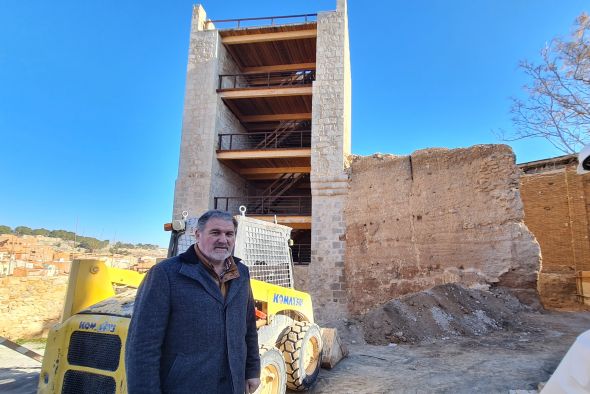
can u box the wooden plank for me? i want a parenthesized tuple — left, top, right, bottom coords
(241, 113, 312, 122)
(219, 86, 312, 99)
(217, 148, 311, 160)
(239, 166, 311, 175)
(576, 271, 590, 305)
(222, 99, 244, 120)
(222, 29, 317, 45)
(320, 328, 348, 369)
(242, 63, 316, 74)
(249, 215, 311, 229)
(0, 337, 44, 363)
(224, 44, 245, 70)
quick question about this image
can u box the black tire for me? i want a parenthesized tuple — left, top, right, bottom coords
(277, 321, 323, 391)
(255, 345, 287, 394)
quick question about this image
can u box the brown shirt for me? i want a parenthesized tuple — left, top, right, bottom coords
(194, 244, 240, 298)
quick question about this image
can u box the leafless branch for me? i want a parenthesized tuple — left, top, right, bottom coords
(501, 13, 590, 154)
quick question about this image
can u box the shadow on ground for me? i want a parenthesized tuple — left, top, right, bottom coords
(0, 367, 40, 394)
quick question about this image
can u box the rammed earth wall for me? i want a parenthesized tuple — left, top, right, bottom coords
(342, 145, 541, 315)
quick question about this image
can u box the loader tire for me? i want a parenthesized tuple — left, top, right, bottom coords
(255, 345, 287, 394)
(277, 321, 322, 391)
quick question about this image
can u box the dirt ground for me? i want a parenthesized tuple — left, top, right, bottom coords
(2, 285, 589, 393)
(309, 285, 590, 393)
(361, 284, 541, 345)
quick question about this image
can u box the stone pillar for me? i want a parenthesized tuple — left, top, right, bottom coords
(172, 5, 246, 219)
(172, 5, 219, 219)
(309, 0, 352, 323)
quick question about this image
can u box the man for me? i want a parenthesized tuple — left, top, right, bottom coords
(126, 210, 261, 394)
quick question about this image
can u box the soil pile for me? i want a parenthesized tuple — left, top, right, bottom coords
(361, 283, 538, 345)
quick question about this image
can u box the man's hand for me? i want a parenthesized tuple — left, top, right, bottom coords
(246, 377, 261, 393)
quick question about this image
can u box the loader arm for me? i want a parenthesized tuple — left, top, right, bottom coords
(61, 260, 145, 322)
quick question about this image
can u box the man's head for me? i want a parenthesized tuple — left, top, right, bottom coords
(195, 210, 238, 264)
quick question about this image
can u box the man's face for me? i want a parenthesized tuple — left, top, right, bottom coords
(196, 218, 236, 263)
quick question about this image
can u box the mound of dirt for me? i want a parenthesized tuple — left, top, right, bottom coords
(361, 283, 538, 345)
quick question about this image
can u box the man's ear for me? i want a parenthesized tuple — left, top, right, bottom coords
(194, 230, 200, 243)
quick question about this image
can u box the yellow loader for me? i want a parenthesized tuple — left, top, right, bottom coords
(37, 213, 323, 394)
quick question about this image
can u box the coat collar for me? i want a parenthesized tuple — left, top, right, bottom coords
(178, 244, 245, 306)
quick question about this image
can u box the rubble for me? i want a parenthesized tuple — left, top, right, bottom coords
(361, 283, 539, 345)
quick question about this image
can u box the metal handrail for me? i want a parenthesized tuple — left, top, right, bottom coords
(214, 196, 311, 216)
(218, 70, 315, 90)
(206, 13, 317, 29)
(218, 130, 311, 151)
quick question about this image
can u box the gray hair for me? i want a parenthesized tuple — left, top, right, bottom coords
(196, 210, 238, 232)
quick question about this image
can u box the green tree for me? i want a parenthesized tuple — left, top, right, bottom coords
(77, 237, 109, 251)
(49, 230, 76, 241)
(32, 228, 51, 236)
(14, 226, 33, 235)
(78, 240, 93, 251)
(0, 225, 12, 235)
(115, 242, 135, 249)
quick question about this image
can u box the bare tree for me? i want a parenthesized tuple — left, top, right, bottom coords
(501, 13, 590, 154)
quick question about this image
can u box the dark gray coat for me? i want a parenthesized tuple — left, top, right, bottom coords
(125, 245, 260, 394)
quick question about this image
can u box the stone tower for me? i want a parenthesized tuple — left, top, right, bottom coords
(173, 1, 351, 322)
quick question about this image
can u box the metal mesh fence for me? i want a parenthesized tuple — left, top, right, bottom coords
(174, 216, 294, 289)
(235, 216, 293, 288)
(175, 217, 199, 256)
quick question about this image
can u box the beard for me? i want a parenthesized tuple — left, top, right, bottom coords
(204, 246, 231, 263)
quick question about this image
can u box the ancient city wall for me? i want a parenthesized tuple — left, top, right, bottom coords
(0, 276, 68, 339)
(343, 145, 541, 315)
(520, 165, 590, 309)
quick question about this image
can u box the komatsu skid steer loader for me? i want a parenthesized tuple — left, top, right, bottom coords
(37, 211, 323, 394)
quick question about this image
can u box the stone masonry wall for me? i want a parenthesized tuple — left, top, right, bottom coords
(309, 1, 352, 324)
(0, 276, 68, 339)
(173, 6, 218, 219)
(210, 42, 248, 212)
(520, 167, 590, 309)
(173, 5, 246, 219)
(344, 145, 541, 315)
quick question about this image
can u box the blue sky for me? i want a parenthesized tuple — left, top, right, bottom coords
(0, 0, 587, 246)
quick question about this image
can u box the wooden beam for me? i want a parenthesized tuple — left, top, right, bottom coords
(217, 148, 311, 160)
(222, 99, 244, 120)
(250, 215, 312, 230)
(241, 113, 312, 123)
(222, 29, 317, 45)
(239, 166, 311, 175)
(241, 174, 284, 180)
(243, 173, 312, 180)
(243, 63, 316, 74)
(242, 123, 279, 131)
(219, 86, 312, 99)
(223, 43, 245, 70)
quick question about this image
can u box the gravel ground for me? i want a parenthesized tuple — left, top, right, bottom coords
(310, 310, 590, 393)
